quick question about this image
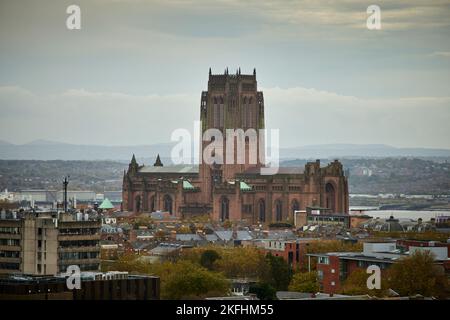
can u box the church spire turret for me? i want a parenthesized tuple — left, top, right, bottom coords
(153, 154, 163, 167)
(128, 154, 139, 174)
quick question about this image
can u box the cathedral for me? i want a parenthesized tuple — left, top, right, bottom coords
(122, 68, 349, 223)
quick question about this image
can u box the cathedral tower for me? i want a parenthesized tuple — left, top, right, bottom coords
(199, 68, 265, 201)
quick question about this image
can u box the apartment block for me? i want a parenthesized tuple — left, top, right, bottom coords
(0, 210, 101, 275)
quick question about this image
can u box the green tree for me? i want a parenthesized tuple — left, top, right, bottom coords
(200, 249, 221, 270)
(264, 254, 292, 291)
(249, 282, 277, 300)
(387, 250, 449, 299)
(288, 271, 319, 293)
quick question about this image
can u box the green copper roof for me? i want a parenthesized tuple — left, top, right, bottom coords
(183, 180, 195, 190)
(99, 198, 114, 209)
(240, 181, 252, 191)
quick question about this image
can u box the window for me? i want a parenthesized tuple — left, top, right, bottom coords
(220, 197, 230, 221)
(163, 195, 173, 215)
(275, 200, 282, 221)
(318, 256, 329, 265)
(288, 252, 293, 265)
(317, 270, 324, 280)
(0, 251, 20, 258)
(0, 263, 20, 270)
(0, 227, 20, 234)
(0, 239, 20, 246)
(259, 199, 266, 222)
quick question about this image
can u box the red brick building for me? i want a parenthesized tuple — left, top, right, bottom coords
(309, 241, 450, 294)
(122, 69, 349, 223)
(260, 238, 319, 270)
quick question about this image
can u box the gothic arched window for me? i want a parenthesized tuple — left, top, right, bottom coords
(291, 199, 300, 214)
(135, 195, 141, 213)
(325, 183, 336, 212)
(275, 200, 282, 221)
(150, 195, 156, 212)
(163, 194, 173, 215)
(259, 199, 266, 222)
(220, 197, 229, 221)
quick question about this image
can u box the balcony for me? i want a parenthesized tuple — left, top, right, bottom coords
(0, 234, 21, 240)
(0, 245, 21, 251)
(58, 258, 100, 265)
(58, 234, 101, 241)
(58, 245, 100, 253)
(0, 257, 21, 264)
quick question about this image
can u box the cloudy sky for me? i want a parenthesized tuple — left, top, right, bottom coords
(0, 0, 449, 148)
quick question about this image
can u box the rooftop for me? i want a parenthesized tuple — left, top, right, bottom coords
(139, 165, 198, 174)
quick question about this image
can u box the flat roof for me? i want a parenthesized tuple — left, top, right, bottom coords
(139, 164, 199, 174)
(238, 166, 304, 175)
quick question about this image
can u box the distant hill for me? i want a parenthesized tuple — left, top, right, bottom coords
(0, 140, 13, 146)
(0, 140, 449, 160)
(279, 144, 450, 159)
(0, 140, 175, 162)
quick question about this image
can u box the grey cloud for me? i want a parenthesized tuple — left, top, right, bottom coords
(1, 85, 449, 149)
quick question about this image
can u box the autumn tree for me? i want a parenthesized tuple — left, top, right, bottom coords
(160, 260, 230, 299)
(340, 269, 388, 297)
(387, 250, 449, 299)
(177, 225, 192, 234)
(109, 255, 230, 299)
(133, 216, 153, 229)
(104, 252, 151, 274)
(214, 247, 270, 280)
(288, 271, 319, 293)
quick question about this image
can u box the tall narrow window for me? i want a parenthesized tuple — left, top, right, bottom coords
(220, 197, 229, 221)
(259, 199, 266, 222)
(325, 183, 336, 212)
(150, 195, 155, 212)
(275, 200, 282, 221)
(163, 194, 173, 214)
(135, 195, 141, 212)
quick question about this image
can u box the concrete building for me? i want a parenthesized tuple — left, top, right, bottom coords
(259, 238, 319, 270)
(0, 271, 159, 300)
(0, 210, 101, 275)
(295, 207, 350, 229)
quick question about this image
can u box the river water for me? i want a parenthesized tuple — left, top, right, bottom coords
(358, 210, 450, 221)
